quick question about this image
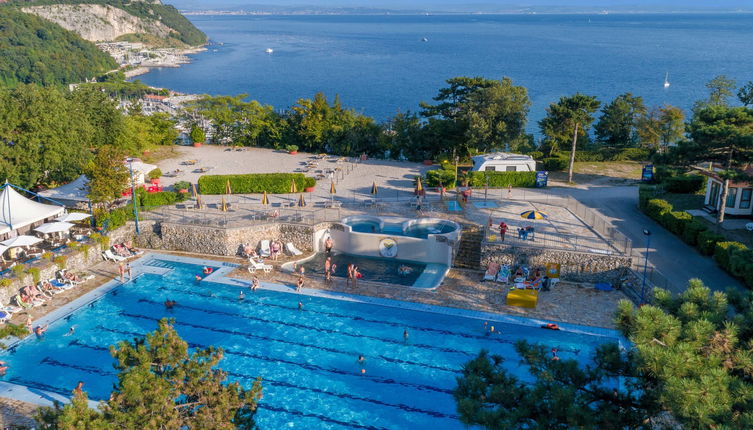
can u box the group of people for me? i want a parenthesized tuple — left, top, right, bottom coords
(15, 271, 82, 309)
(494, 221, 534, 241)
(112, 242, 141, 258)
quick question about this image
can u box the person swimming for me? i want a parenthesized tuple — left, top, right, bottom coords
(164, 299, 176, 309)
(252, 278, 260, 292)
(398, 265, 413, 276)
(551, 348, 560, 361)
(64, 326, 76, 336)
(403, 329, 409, 342)
(239, 291, 245, 301)
(195, 275, 202, 282)
(34, 324, 48, 338)
(358, 355, 365, 364)
(298, 301, 303, 311)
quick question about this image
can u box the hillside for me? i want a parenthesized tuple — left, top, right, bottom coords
(7, 0, 207, 47)
(0, 8, 117, 87)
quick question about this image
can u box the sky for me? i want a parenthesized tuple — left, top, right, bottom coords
(166, 0, 753, 12)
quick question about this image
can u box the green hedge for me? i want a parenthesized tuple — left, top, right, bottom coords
(198, 173, 316, 194)
(526, 151, 544, 161)
(645, 199, 673, 220)
(661, 211, 693, 236)
(681, 220, 708, 246)
(138, 190, 187, 207)
(664, 175, 705, 194)
(147, 168, 162, 180)
(714, 241, 749, 273)
(697, 230, 726, 256)
(730, 249, 753, 286)
(95, 207, 133, 230)
(542, 157, 568, 171)
(466, 171, 537, 188)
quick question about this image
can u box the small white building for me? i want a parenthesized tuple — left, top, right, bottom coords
(699, 165, 753, 217)
(470, 152, 537, 172)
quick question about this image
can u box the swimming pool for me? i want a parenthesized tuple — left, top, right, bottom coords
(298, 252, 440, 287)
(342, 216, 459, 239)
(0, 255, 621, 429)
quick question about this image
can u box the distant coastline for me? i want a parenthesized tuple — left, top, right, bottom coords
(181, 10, 753, 17)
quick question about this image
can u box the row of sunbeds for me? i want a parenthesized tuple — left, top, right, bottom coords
(9, 270, 92, 315)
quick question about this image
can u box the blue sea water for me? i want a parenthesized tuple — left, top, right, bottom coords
(139, 13, 753, 128)
(0, 258, 618, 429)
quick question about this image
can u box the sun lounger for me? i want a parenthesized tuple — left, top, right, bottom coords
(259, 240, 271, 258)
(285, 243, 303, 256)
(49, 278, 74, 290)
(1, 305, 22, 315)
(103, 250, 126, 262)
(483, 263, 500, 282)
(496, 265, 511, 284)
(247, 260, 272, 274)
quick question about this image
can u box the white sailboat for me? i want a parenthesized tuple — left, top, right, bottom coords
(265, 48, 274, 54)
(663, 72, 670, 88)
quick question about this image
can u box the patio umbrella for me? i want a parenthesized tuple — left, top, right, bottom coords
(297, 193, 306, 207)
(520, 210, 549, 220)
(415, 176, 424, 195)
(1, 235, 43, 248)
(34, 222, 74, 234)
(261, 191, 269, 205)
(56, 212, 90, 223)
(370, 182, 378, 195)
(225, 180, 232, 195)
(290, 180, 298, 194)
(329, 181, 336, 206)
(220, 196, 228, 212)
(192, 183, 202, 209)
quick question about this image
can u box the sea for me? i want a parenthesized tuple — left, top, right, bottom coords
(138, 13, 753, 128)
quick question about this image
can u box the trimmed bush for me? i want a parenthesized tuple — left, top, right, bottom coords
(664, 175, 705, 194)
(189, 124, 205, 143)
(426, 169, 457, 189)
(730, 248, 753, 282)
(638, 185, 660, 211)
(653, 165, 683, 183)
(645, 199, 673, 220)
(173, 181, 191, 191)
(697, 230, 726, 256)
(466, 171, 537, 188)
(661, 211, 693, 236)
(53, 256, 67, 270)
(147, 168, 162, 180)
(198, 173, 316, 195)
(542, 157, 568, 171)
(713, 241, 749, 273)
(681, 220, 708, 246)
(138, 190, 186, 207)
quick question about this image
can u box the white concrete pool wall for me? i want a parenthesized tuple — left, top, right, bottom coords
(315, 216, 460, 266)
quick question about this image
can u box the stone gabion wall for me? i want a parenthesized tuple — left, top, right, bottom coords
(135, 221, 318, 257)
(481, 243, 633, 283)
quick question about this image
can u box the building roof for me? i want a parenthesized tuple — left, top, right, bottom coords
(0, 184, 65, 235)
(471, 152, 535, 163)
(38, 175, 89, 203)
(696, 164, 753, 187)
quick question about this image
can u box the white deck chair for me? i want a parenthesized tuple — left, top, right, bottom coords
(103, 250, 126, 262)
(259, 240, 271, 258)
(285, 242, 303, 256)
(247, 260, 273, 274)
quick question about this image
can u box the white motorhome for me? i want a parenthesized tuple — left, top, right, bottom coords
(470, 152, 537, 172)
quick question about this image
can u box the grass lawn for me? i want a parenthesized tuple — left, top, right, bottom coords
(662, 193, 705, 211)
(548, 161, 646, 185)
(142, 146, 180, 164)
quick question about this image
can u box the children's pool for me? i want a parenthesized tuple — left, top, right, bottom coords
(299, 252, 444, 288)
(0, 257, 621, 430)
(343, 216, 458, 239)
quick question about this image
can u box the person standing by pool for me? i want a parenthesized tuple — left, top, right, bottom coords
(25, 314, 33, 333)
(73, 381, 84, 397)
(346, 263, 354, 287)
(252, 277, 260, 292)
(507, 184, 513, 199)
(353, 265, 360, 287)
(325, 236, 334, 254)
(296, 276, 304, 292)
(324, 257, 332, 283)
(118, 262, 125, 283)
(126, 262, 133, 280)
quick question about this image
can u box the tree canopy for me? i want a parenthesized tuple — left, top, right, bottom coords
(594, 93, 647, 148)
(36, 319, 262, 429)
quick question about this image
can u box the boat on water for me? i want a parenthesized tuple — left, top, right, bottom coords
(663, 72, 670, 88)
(421, 37, 429, 42)
(265, 48, 274, 54)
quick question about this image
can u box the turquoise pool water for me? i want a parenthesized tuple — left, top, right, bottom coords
(301, 252, 427, 286)
(0, 258, 619, 429)
(446, 201, 463, 212)
(347, 220, 455, 239)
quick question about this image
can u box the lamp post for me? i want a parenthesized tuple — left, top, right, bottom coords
(128, 158, 140, 235)
(484, 176, 489, 204)
(640, 228, 651, 304)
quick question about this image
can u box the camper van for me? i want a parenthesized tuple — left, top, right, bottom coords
(471, 152, 537, 172)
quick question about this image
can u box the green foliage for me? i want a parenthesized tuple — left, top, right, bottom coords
(36, 319, 261, 429)
(0, 323, 29, 343)
(285, 145, 299, 153)
(0, 279, 13, 289)
(41, 251, 53, 261)
(27, 267, 41, 284)
(594, 92, 647, 148)
(425, 169, 457, 189)
(638, 184, 660, 210)
(454, 342, 657, 429)
(80, 243, 90, 259)
(663, 174, 705, 193)
(147, 168, 162, 180)
(644, 198, 673, 220)
(616, 280, 753, 428)
(680, 219, 708, 246)
(661, 210, 693, 236)
(189, 124, 206, 143)
(538, 93, 600, 156)
(11, 264, 26, 280)
(466, 171, 537, 188)
(53, 255, 67, 270)
(713, 241, 749, 273)
(637, 104, 686, 151)
(198, 173, 315, 195)
(94, 206, 133, 231)
(541, 156, 568, 171)
(85, 146, 129, 206)
(697, 230, 726, 256)
(173, 181, 191, 191)
(0, 8, 116, 87)
(185, 95, 282, 147)
(653, 165, 683, 183)
(526, 150, 543, 160)
(137, 189, 186, 207)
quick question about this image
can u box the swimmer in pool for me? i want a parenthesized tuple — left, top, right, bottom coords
(64, 326, 76, 336)
(239, 291, 245, 301)
(403, 329, 409, 342)
(298, 301, 303, 311)
(252, 277, 260, 292)
(358, 355, 365, 364)
(34, 324, 48, 338)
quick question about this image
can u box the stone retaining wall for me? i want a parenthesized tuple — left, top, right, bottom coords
(481, 243, 632, 283)
(133, 220, 323, 257)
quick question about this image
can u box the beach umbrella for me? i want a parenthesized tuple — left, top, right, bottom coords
(415, 176, 424, 195)
(34, 222, 74, 234)
(192, 183, 202, 209)
(329, 181, 336, 206)
(225, 180, 232, 195)
(56, 212, 90, 223)
(297, 193, 306, 207)
(221, 196, 228, 212)
(1, 235, 43, 248)
(290, 180, 298, 194)
(370, 182, 378, 195)
(261, 191, 269, 205)
(520, 210, 548, 220)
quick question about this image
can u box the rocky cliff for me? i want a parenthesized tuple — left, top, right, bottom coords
(23, 4, 174, 42)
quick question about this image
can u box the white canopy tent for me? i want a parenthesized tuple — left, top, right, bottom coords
(1, 235, 43, 248)
(56, 212, 91, 223)
(0, 184, 65, 236)
(34, 222, 74, 234)
(38, 175, 90, 204)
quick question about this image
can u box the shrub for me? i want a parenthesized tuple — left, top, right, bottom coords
(645, 199, 673, 220)
(730, 248, 753, 281)
(80, 244, 91, 259)
(173, 181, 191, 191)
(681, 220, 708, 246)
(285, 145, 299, 153)
(527, 151, 544, 160)
(713, 241, 749, 273)
(189, 124, 205, 143)
(466, 171, 537, 188)
(664, 175, 705, 194)
(542, 157, 568, 171)
(91, 233, 110, 251)
(53, 256, 67, 270)
(0, 279, 12, 289)
(426, 169, 457, 189)
(662, 211, 693, 236)
(11, 264, 26, 280)
(697, 230, 726, 256)
(638, 185, 660, 211)
(198, 173, 315, 194)
(95, 207, 133, 230)
(27, 267, 41, 284)
(139, 190, 184, 207)
(147, 168, 162, 180)
(613, 147, 650, 161)
(42, 252, 54, 261)
(653, 165, 683, 183)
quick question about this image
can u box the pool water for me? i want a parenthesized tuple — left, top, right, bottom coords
(0, 258, 619, 429)
(301, 252, 426, 286)
(347, 221, 455, 239)
(446, 201, 462, 212)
